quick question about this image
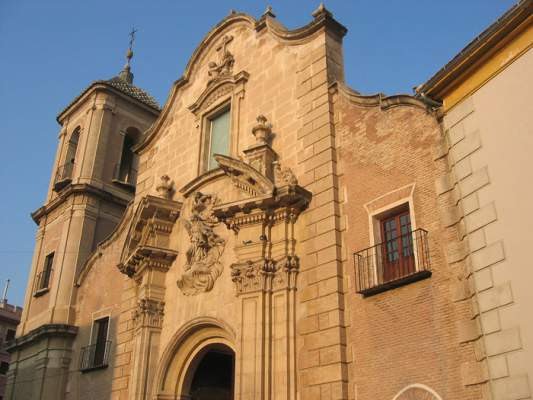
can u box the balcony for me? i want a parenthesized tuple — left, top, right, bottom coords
(354, 228, 431, 296)
(53, 162, 74, 191)
(80, 340, 111, 372)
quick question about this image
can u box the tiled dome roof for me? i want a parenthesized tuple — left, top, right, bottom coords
(57, 75, 160, 122)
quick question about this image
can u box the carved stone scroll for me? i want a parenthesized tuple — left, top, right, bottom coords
(214, 154, 275, 196)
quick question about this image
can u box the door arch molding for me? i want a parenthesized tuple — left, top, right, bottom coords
(392, 383, 443, 400)
(153, 317, 236, 399)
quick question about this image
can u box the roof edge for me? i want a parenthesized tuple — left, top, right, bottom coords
(418, 0, 532, 99)
(56, 80, 161, 124)
(135, 8, 347, 154)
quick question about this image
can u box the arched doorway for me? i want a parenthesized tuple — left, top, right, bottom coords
(153, 318, 237, 400)
(181, 343, 235, 400)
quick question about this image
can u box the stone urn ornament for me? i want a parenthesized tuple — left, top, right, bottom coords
(251, 115, 272, 145)
(156, 175, 174, 199)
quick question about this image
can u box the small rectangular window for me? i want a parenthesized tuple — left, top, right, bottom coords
(0, 361, 8, 375)
(80, 316, 110, 371)
(92, 317, 109, 367)
(207, 107, 231, 170)
(5, 329, 16, 342)
(37, 252, 54, 292)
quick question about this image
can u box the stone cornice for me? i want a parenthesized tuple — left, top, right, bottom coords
(214, 184, 311, 224)
(261, 7, 347, 43)
(135, 10, 347, 154)
(418, 0, 532, 100)
(188, 71, 249, 115)
(56, 81, 160, 124)
(331, 82, 428, 111)
(118, 195, 182, 279)
(31, 183, 131, 225)
(7, 324, 78, 353)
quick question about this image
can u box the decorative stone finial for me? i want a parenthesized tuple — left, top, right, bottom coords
(251, 115, 272, 145)
(118, 27, 137, 84)
(312, 2, 332, 18)
(262, 5, 276, 18)
(156, 175, 174, 199)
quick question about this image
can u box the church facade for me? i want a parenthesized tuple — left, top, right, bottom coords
(6, 3, 533, 400)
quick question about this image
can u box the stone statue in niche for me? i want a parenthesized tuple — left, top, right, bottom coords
(208, 35, 234, 83)
(177, 192, 226, 295)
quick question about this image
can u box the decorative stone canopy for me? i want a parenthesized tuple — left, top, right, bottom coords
(118, 195, 181, 279)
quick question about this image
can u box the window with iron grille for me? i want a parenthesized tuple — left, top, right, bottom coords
(80, 317, 111, 372)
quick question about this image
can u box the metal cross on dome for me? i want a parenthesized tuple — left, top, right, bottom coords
(129, 27, 138, 51)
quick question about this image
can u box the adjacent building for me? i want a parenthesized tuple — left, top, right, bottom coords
(0, 295, 22, 400)
(6, 2, 532, 399)
(416, 2, 533, 398)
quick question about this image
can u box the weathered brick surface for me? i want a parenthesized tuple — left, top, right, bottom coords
(335, 91, 482, 400)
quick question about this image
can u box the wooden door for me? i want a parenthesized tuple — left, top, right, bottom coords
(380, 211, 415, 282)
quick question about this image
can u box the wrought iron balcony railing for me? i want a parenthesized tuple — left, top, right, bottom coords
(80, 340, 111, 372)
(53, 162, 74, 191)
(354, 228, 431, 296)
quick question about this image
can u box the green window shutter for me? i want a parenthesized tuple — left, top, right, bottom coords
(208, 108, 230, 169)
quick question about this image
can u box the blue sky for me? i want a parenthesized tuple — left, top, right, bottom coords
(0, 0, 516, 306)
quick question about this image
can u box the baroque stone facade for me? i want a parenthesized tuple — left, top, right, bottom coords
(7, 3, 532, 400)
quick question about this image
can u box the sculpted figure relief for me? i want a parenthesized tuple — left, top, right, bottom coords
(208, 35, 234, 83)
(177, 192, 226, 295)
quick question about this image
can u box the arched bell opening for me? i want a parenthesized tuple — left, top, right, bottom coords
(180, 343, 235, 400)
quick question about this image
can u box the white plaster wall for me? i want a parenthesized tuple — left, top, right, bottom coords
(470, 48, 533, 391)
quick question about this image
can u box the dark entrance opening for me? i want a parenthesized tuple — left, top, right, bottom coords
(185, 345, 234, 400)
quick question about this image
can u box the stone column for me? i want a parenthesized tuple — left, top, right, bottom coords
(229, 206, 301, 400)
(115, 194, 181, 400)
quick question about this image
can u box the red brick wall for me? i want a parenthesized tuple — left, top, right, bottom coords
(335, 91, 482, 400)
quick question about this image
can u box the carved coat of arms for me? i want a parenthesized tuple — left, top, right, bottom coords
(177, 192, 225, 295)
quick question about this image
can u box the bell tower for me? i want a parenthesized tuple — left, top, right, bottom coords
(6, 32, 160, 400)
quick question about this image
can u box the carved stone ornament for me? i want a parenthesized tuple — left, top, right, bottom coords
(177, 192, 226, 295)
(231, 256, 299, 294)
(156, 175, 174, 199)
(273, 161, 298, 186)
(208, 35, 234, 83)
(214, 154, 275, 196)
(131, 298, 165, 330)
(251, 115, 272, 145)
(117, 195, 181, 279)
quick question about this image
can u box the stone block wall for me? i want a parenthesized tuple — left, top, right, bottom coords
(437, 92, 532, 400)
